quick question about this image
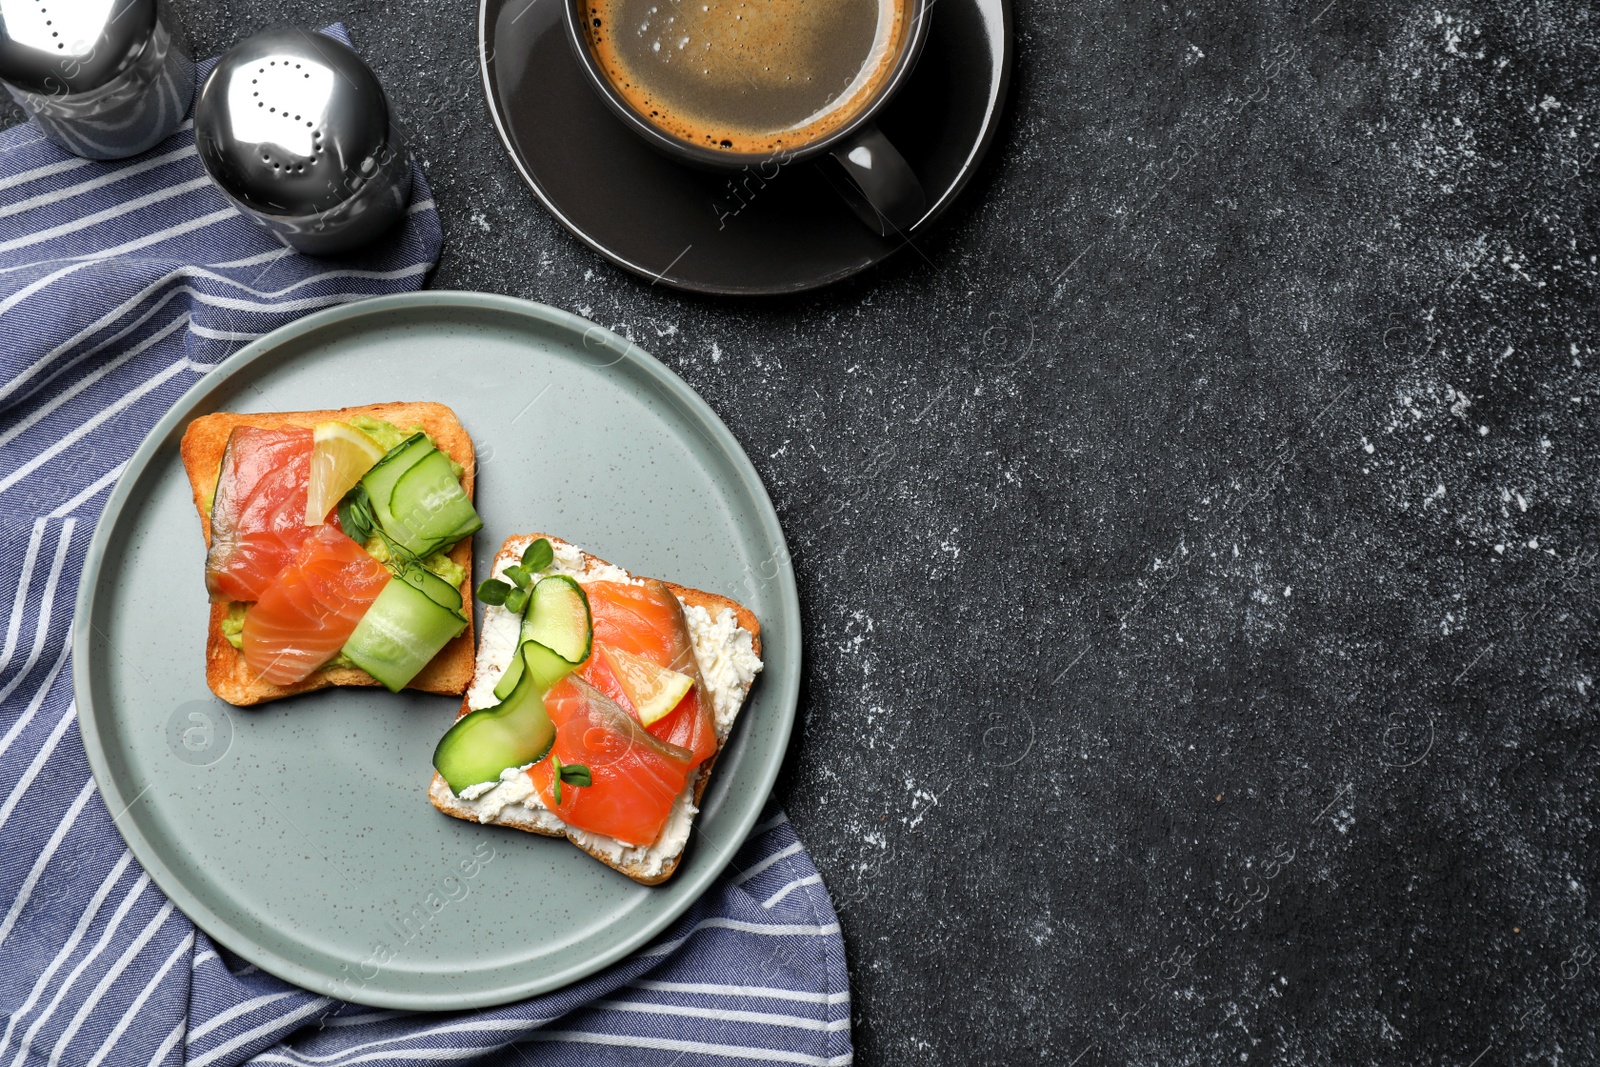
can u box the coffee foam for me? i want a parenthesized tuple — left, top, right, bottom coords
(581, 0, 907, 155)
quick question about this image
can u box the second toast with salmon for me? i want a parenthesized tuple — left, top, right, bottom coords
(428, 533, 762, 885)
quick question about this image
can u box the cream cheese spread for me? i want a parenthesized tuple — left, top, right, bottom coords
(683, 602, 762, 737)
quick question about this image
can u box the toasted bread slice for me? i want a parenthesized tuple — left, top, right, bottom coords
(428, 534, 762, 885)
(180, 401, 476, 707)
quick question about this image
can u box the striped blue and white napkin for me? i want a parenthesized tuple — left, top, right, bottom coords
(0, 26, 851, 1067)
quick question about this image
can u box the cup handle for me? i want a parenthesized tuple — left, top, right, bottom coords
(823, 124, 926, 237)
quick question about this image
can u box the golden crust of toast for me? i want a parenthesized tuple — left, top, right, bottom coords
(180, 402, 476, 707)
(427, 533, 761, 885)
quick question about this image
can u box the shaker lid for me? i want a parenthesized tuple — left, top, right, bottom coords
(0, 0, 157, 94)
(194, 28, 393, 217)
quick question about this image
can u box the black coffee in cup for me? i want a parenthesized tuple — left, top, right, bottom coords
(579, 0, 909, 155)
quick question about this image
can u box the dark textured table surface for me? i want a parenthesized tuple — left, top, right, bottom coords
(12, 0, 1600, 1061)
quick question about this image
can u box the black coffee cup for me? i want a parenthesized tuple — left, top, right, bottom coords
(563, 0, 929, 236)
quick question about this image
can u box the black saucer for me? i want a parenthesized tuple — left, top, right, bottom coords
(478, 0, 1013, 295)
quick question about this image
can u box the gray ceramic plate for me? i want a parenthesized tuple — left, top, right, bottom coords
(73, 291, 800, 1009)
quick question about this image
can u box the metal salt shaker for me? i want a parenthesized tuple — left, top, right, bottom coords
(193, 29, 413, 257)
(0, 0, 193, 160)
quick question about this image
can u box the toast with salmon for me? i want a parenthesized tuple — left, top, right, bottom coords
(427, 534, 763, 885)
(180, 401, 477, 707)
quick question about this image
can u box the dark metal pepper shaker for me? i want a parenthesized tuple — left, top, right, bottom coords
(193, 29, 413, 257)
(0, 0, 194, 160)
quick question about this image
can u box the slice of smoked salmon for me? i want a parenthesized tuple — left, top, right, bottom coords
(242, 524, 391, 685)
(205, 426, 315, 603)
(578, 580, 718, 767)
(528, 675, 696, 847)
(580, 648, 636, 714)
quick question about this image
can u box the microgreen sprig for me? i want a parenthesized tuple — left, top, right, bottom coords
(476, 578, 511, 605)
(337, 486, 376, 545)
(522, 537, 554, 572)
(475, 538, 556, 613)
(549, 753, 592, 805)
(339, 485, 422, 569)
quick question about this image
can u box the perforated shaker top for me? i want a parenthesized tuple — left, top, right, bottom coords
(194, 28, 393, 217)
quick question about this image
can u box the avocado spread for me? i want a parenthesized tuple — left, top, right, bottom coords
(348, 416, 465, 479)
(363, 534, 468, 588)
(347, 415, 416, 451)
(221, 602, 248, 649)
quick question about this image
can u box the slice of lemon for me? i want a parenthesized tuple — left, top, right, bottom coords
(601, 645, 695, 726)
(305, 421, 386, 525)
